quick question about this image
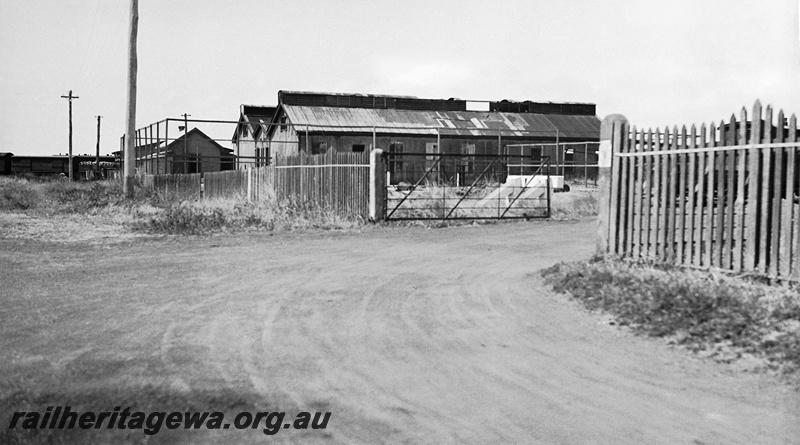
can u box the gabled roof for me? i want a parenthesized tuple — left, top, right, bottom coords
(132, 128, 233, 155)
(170, 128, 233, 152)
(232, 104, 277, 142)
(278, 105, 600, 139)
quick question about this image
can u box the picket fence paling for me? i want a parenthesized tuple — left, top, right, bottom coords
(602, 100, 800, 281)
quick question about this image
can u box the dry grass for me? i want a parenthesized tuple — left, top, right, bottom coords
(549, 186, 597, 220)
(132, 198, 361, 235)
(542, 257, 800, 377)
(0, 176, 125, 213)
(0, 177, 363, 240)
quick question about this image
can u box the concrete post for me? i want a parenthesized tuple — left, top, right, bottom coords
(597, 114, 627, 254)
(369, 148, 386, 222)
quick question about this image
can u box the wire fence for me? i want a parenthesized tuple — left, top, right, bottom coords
(121, 117, 599, 184)
(131, 117, 600, 220)
(385, 153, 552, 220)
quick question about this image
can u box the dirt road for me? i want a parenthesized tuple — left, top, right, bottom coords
(2, 220, 799, 444)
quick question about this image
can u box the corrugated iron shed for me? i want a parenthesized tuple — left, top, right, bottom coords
(283, 105, 600, 139)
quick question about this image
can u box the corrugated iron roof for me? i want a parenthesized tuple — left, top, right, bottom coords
(280, 91, 465, 112)
(282, 105, 600, 139)
(278, 91, 597, 116)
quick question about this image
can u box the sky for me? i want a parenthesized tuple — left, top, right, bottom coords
(0, 0, 799, 156)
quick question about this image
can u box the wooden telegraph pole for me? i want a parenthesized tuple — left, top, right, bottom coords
(60, 90, 79, 180)
(180, 113, 190, 172)
(123, 0, 138, 197)
(95, 115, 102, 177)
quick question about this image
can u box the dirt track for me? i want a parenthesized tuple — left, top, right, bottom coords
(2, 220, 799, 444)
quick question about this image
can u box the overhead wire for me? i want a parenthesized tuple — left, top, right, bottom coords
(75, 0, 104, 91)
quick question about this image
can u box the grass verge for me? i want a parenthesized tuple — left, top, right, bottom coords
(131, 199, 361, 235)
(541, 258, 800, 376)
(0, 177, 363, 238)
(0, 176, 125, 213)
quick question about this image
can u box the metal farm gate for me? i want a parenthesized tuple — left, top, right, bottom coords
(384, 152, 552, 220)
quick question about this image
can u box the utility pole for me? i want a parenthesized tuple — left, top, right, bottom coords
(181, 113, 191, 172)
(60, 90, 79, 180)
(123, 0, 138, 197)
(95, 116, 102, 177)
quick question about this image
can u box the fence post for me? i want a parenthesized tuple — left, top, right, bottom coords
(369, 148, 386, 222)
(597, 114, 627, 253)
(247, 167, 252, 202)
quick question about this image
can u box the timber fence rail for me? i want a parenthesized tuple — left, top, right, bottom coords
(598, 100, 800, 282)
(204, 170, 248, 199)
(267, 151, 370, 218)
(141, 173, 202, 201)
(140, 151, 370, 219)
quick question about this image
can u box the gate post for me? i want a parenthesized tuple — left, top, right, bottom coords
(597, 114, 627, 254)
(369, 148, 386, 222)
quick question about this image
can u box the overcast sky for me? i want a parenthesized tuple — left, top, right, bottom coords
(1, 0, 798, 156)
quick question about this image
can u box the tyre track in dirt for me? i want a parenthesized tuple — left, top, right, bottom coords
(173, 221, 798, 444)
(3, 221, 799, 444)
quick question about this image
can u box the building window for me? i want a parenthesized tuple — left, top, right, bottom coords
(351, 144, 365, 153)
(460, 143, 475, 174)
(388, 142, 403, 172)
(312, 141, 328, 155)
(279, 116, 287, 133)
(425, 142, 438, 161)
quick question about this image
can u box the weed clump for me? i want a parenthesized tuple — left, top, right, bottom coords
(0, 178, 41, 210)
(549, 189, 597, 220)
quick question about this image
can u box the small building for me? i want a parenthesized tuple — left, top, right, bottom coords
(231, 105, 277, 168)
(128, 127, 235, 174)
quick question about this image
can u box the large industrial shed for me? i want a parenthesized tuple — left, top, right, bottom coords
(259, 91, 600, 180)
